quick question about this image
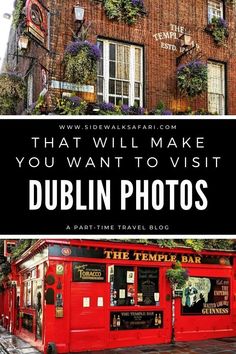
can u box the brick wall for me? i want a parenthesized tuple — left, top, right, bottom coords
(8, 0, 236, 113)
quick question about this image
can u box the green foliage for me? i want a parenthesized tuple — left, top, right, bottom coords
(64, 46, 97, 85)
(54, 96, 87, 115)
(32, 95, 47, 115)
(154, 240, 177, 248)
(0, 262, 11, 276)
(0, 73, 26, 114)
(177, 61, 208, 98)
(184, 240, 205, 252)
(202, 239, 234, 250)
(12, 0, 25, 28)
(103, 0, 145, 25)
(206, 17, 228, 46)
(166, 261, 189, 288)
(176, 107, 218, 115)
(11, 240, 37, 260)
(226, 0, 236, 4)
(182, 239, 233, 251)
(150, 100, 173, 115)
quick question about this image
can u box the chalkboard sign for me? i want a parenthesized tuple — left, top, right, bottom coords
(138, 268, 159, 306)
(110, 311, 163, 330)
(182, 277, 230, 315)
(73, 262, 106, 282)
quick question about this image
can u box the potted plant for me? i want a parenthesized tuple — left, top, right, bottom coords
(64, 40, 101, 85)
(206, 16, 229, 46)
(177, 60, 208, 98)
(166, 261, 189, 289)
(0, 73, 26, 114)
(102, 0, 146, 25)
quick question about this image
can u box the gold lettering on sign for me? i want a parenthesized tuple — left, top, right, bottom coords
(103, 250, 202, 264)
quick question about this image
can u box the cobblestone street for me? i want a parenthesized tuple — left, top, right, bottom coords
(0, 327, 40, 354)
(1, 325, 236, 354)
(80, 337, 236, 354)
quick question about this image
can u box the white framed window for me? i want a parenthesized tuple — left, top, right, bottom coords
(97, 39, 143, 106)
(208, 61, 225, 115)
(208, 0, 224, 22)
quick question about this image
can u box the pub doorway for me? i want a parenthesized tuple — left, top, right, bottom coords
(69, 282, 109, 352)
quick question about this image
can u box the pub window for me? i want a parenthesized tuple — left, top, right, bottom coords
(97, 39, 143, 106)
(208, 0, 224, 22)
(208, 61, 225, 115)
(23, 268, 42, 309)
(111, 266, 159, 306)
(138, 267, 159, 306)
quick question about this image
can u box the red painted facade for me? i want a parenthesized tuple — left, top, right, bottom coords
(0, 239, 236, 353)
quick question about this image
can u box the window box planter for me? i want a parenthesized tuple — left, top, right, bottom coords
(205, 17, 229, 46)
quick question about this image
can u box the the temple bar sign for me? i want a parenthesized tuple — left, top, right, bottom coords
(153, 23, 200, 53)
(104, 250, 201, 264)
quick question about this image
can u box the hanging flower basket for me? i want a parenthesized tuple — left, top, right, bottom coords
(102, 0, 146, 25)
(0, 73, 26, 114)
(166, 262, 189, 289)
(206, 17, 229, 46)
(64, 40, 101, 85)
(177, 61, 208, 98)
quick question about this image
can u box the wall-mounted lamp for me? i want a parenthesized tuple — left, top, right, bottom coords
(18, 35, 29, 50)
(74, 4, 85, 21)
(179, 33, 192, 48)
(176, 33, 196, 66)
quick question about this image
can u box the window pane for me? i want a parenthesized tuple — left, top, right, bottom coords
(109, 61, 116, 78)
(111, 267, 135, 306)
(109, 44, 115, 60)
(123, 82, 129, 96)
(138, 268, 159, 306)
(109, 79, 115, 94)
(109, 96, 115, 104)
(135, 82, 140, 98)
(116, 97, 123, 106)
(135, 48, 141, 82)
(116, 81, 122, 95)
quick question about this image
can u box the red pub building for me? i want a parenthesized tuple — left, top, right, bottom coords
(0, 239, 236, 353)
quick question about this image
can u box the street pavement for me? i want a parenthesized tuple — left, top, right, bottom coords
(79, 338, 236, 354)
(0, 327, 40, 354)
(1, 326, 236, 353)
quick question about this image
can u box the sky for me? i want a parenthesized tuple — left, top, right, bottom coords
(0, 0, 15, 69)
